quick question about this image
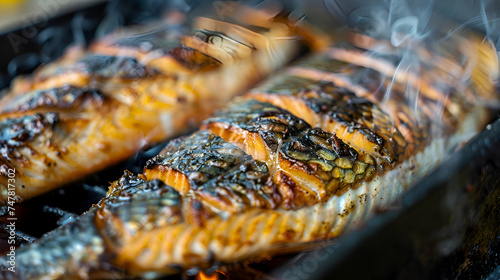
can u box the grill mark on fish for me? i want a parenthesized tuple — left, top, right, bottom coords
(324, 45, 472, 127)
(0, 113, 59, 164)
(34, 55, 161, 90)
(248, 74, 407, 162)
(287, 55, 435, 151)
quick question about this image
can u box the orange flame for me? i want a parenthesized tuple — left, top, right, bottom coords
(196, 271, 229, 280)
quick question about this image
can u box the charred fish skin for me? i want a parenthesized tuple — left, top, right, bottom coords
(145, 131, 280, 213)
(248, 74, 408, 162)
(99, 133, 286, 276)
(0, 113, 59, 172)
(0, 113, 59, 200)
(0, 209, 104, 280)
(197, 159, 279, 212)
(203, 99, 311, 152)
(0, 86, 105, 115)
(92, 15, 188, 58)
(145, 131, 254, 190)
(71, 55, 160, 80)
(38, 55, 159, 83)
(203, 99, 379, 208)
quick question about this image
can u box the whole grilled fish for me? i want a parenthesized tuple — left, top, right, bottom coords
(0, 6, 323, 203)
(0, 30, 497, 279)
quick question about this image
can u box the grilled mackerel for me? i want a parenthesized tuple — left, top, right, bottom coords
(1, 29, 497, 279)
(0, 6, 322, 202)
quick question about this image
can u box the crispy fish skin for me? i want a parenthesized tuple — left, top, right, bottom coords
(0, 7, 319, 203)
(247, 74, 408, 162)
(0, 31, 496, 279)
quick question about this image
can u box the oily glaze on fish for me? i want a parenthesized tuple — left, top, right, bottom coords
(0, 6, 323, 203)
(1, 29, 497, 279)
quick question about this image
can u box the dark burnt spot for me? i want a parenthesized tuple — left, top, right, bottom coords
(4, 85, 105, 114)
(0, 113, 58, 144)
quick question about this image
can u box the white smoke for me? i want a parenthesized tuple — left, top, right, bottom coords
(325, 0, 500, 127)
